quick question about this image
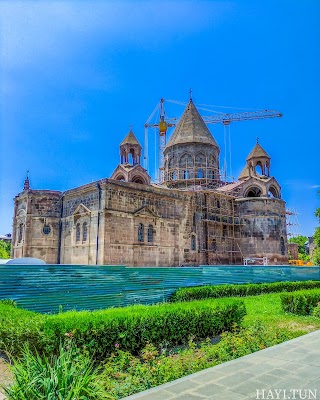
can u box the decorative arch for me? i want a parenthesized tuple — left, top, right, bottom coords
(179, 153, 193, 168)
(195, 152, 206, 166)
(132, 175, 146, 184)
(268, 185, 280, 199)
(245, 186, 263, 198)
(255, 161, 263, 175)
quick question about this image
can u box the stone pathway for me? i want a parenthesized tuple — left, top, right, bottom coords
(0, 357, 12, 400)
(123, 330, 320, 400)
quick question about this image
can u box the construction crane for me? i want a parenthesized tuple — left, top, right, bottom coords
(144, 98, 283, 182)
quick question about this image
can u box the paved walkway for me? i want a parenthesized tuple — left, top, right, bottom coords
(123, 330, 320, 400)
(0, 357, 12, 400)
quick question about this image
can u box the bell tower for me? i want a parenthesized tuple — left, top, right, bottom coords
(119, 128, 142, 165)
(245, 138, 271, 177)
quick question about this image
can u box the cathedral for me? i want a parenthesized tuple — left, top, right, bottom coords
(11, 100, 288, 266)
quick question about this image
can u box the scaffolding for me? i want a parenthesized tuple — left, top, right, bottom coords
(193, 190, 243, 265)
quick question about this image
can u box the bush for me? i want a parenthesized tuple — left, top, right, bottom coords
(3, 344, 108, 400)
(100, 322, 296, 399)
(0, 302, 47, 358)
(43, 300, 246, 359)
(280, 290, 320, 315)
(313, 304, 320, 317)
(0, 300, 246, 359)
(170, 280, 320, 302)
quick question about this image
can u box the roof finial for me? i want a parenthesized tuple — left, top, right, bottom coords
(256, 137, 259, 144)
(189, 88, 192, 101)
(130, 124, 133, 132)
(23, 170, 30, 191)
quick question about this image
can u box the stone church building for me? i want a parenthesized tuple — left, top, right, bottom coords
(11, 100, 288, 266)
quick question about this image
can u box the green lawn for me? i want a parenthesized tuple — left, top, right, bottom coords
(199, 292, 320, 334)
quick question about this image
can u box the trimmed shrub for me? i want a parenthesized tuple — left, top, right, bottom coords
(44, 300, 246, 359)
(280, 290, 320, 315)
(313, 304, 320, 317)
(0, 302, 47, 357)
(170, 280, 320, 302)
(0, 300, 246, 359)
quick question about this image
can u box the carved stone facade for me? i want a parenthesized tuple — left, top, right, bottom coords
(12, 101, 288, 266)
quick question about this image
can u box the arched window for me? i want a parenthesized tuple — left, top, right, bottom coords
(280, 237, 285, 255)
(76, 223, 81, 242)
(268, 186, 279, 199)
(83, 222, 88, 242)
(191, 234, 196, 251)
(183, 170, 189, 179)
(246, 186, 262, 198)
(255, 161, 265, 175)
(138, 223, 144, 242)
(195, 153, 205, 166)
(148, 224, 153, 243)
(18, 223, 23, 243)
(197, 169, 204, 178)
(211, 239, 217, 252)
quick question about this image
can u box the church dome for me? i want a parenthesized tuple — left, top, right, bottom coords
(162, 100, 220, 189)
(165, 100, 219, 149)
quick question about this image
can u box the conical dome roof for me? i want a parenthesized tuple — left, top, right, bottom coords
(120, 130, 141, 146)
(238, 165, 250, 181)
(246, 142, 270, 161)
(165, 100, 219, 149)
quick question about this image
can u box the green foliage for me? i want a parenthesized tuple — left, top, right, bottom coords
(313, 303, 320, 318)
(0, 302, 47, 358)
(43, 300, 246, 359)
(100, 322, 296, 399)
(3, 344, 108, 400)
(313, 191, 320, 264)
(170, 280, 320, 302)
(0, 300, 246, 359)
(314, 227, 320, 248)
(288, 235, 309, 260)
(280, 289, 320, 315)
(0, 240, 11, 259)
(313, 247, 320, 266)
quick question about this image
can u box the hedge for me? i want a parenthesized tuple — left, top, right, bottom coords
(280, 289, 320, 315)
(0, 299, 246, 359)
(170, 280, 320, 302)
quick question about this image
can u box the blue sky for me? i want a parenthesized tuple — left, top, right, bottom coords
(0, 0, 319, 237)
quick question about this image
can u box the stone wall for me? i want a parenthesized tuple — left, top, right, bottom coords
(11, 190, 61, 263)
(236, 197, 288, 264)
(12, 181, 289, 266)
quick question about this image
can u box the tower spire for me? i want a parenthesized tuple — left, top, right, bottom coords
(23, 170, 30, 190)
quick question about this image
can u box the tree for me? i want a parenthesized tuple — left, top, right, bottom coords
(313, 192, 320, 265)
(0, 240, 11, 259)
(288, 235, 309, 261)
